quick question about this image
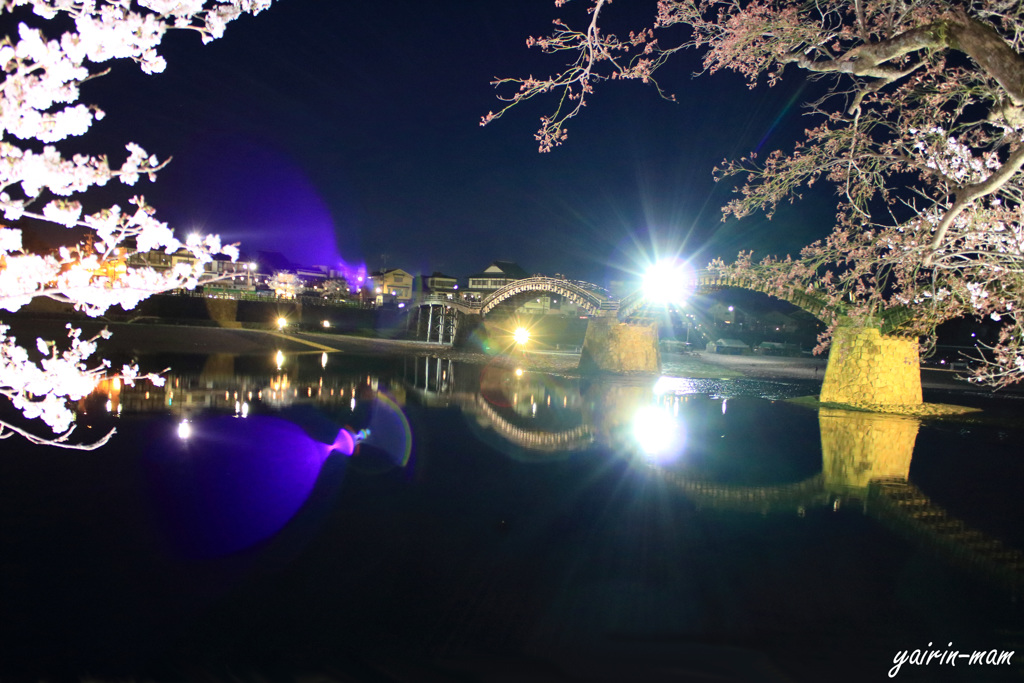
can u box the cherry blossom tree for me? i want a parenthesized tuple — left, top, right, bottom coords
(1, 0, 274, 449)
(485, 0, 1024, 386)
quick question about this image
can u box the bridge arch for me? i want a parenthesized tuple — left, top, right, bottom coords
(480, 277, 617, 317)
(617, 270, 838, 322)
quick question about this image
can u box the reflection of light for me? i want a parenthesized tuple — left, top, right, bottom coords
(643, 259, 694, 306)
(632, 405, 684, 461)
(177, 420, 192, 440)
(514, 327, 530, 346)
(275, 350, 284, 370)
(653, 376, 702, 396)
(722, 398, 728, 415)
(321, 352, 328, 369)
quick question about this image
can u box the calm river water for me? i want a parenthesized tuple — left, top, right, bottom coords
(1, 350, 1023, 682)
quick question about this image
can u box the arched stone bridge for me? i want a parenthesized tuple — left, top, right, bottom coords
(412, 272, 926, 407)
(417, 270, 916, 330)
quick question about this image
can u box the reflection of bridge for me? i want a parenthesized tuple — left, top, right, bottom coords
(472, 396, 595, 452)
(402, 356, 596, 452)
(868, 478, 1024, 592)
(399, 356, 1024, 593)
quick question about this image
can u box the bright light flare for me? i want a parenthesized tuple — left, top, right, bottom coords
(632, 405, 685, 461)
(277, 317, 288, 329)
(177, 419, 192, 440)
(513, 327, 530, 346)
(642, 259, 694, 306)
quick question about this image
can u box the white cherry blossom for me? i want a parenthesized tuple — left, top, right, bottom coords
(0, 0, 274, 448)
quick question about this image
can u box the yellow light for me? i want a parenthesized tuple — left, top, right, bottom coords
(277, 317, 287, 329)
(513, 327, 530, 346)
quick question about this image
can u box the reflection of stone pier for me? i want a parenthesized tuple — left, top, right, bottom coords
(819, 407, 918, 496)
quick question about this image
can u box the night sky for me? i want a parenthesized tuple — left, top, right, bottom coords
(79, 0, 832, 285)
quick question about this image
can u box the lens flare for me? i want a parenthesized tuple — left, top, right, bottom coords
(147, 415, 341, 558)
(632, 404, 685, 462)
(642, 259, 695, 306)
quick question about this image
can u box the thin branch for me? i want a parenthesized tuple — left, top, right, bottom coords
(0, 420, 115, 451)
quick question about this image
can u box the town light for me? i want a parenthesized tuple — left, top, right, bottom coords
(277, 317, 287, 329)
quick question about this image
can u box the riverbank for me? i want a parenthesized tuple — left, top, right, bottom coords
(4, 317, 995, 392)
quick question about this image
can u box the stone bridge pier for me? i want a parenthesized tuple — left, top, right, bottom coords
(820, 322, 922, 409)
(577, 318, 660, 374)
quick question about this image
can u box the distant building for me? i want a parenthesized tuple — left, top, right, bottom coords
(707, 338, 750, 355)
(420, 271, 459, 300)
(369, 268, 414, 305)
(464, 261, 530, 302)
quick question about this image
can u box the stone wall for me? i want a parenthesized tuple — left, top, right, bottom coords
(820, 324, 922, 407)
(577, 318, 660, 374)
(204, 298, 242, 328)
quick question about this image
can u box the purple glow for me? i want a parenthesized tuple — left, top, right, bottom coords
(163, 134, 363, 268)
(335, 261, 368, 289)
(145, 415, 341, 558)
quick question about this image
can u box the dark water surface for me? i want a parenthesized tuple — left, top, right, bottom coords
(1, 352, 1023, 682)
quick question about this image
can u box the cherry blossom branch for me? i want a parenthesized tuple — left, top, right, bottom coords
(924, 142, 1024, 265)
(0, 419, 114, 450)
